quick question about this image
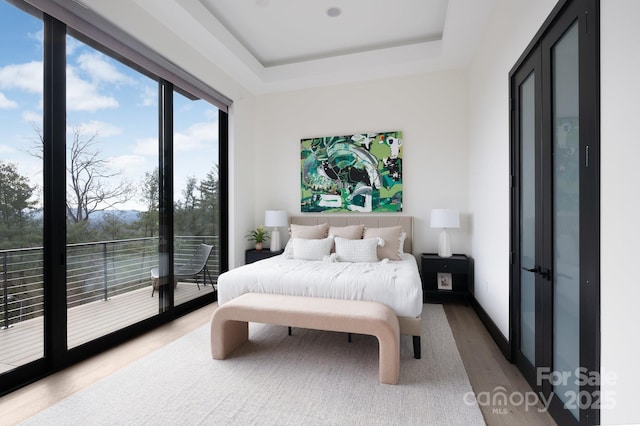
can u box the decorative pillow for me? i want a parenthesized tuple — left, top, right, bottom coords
(328, 224, 365, 240)
(289, 223, 329, 239)
(334, 237, 380, 263)
(328, 224, 365, 253)
(292, 236, 334, 261)
(363, 226, 403, 261)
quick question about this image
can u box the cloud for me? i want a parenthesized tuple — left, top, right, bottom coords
(0, 144, 16, 154)
(0, 61, 43, 94)
(0, 92, 18, 109)
(132, 119, 219, 156)
(66, 37, 82, 56)
(174, 121, 218, 152)
(107, 154, 147, 172)
(66, 66, 118, 111)
(22, 111, 41, 124)
(77, 52, 134, 85)
(70, 120, 122, 138)
(203, 108, 219, 121)
(132, 137, 158, 156)
(27, 30, 42, 45)
(139, 85, 156, 107)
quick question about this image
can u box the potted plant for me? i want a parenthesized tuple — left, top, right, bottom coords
(246, 225, 270, 251)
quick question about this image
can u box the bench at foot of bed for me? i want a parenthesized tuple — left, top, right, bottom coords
(210, 293, 400, 385)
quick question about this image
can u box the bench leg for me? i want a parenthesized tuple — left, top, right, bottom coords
(288, 326, 292, 336)
(413, 336, 421, 359)
(378, 334, 400, 385)
(211, 319, 248, 360)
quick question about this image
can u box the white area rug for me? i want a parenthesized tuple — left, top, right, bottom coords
(22, 304, 484, 425)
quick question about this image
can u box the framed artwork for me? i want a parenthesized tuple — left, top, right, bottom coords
(300, 131, 403, 213)
(437, 273, 453, 290)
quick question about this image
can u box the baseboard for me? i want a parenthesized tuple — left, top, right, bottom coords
(470, 296, 511, 361)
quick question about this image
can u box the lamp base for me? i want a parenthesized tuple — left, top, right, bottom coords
(270, 228, 281, 252)
(438, 229, 452, 258)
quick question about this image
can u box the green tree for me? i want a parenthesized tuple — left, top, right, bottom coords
(97, 212, 133, 241)
(198, 165, 219, 236)
(175, 176, 198, 235)
(0, 161, 39, 248)
(136, 167, 159, 237)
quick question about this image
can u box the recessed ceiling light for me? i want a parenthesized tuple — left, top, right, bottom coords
(326, 7, 341, 18)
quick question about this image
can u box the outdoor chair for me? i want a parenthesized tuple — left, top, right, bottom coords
(150, 243, 214, 296)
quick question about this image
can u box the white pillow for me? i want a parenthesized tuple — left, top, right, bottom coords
(398, 232, 407, 255)
(334, 237, 380, 263)
(292, 236, 334, 261)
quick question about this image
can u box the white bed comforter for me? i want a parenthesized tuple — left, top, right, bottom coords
(217, 253, 423, 318)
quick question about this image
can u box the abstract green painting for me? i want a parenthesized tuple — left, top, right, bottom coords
(300, 131, 403, 213)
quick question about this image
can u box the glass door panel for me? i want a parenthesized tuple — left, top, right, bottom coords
(65, 35, 160, 348)
(172, 91, 220, 306)
(519, 73, 537, 365)
(552, 21, 580, 419)
(0, 1, 44, 373)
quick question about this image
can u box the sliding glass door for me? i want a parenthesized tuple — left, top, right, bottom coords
(0, 0, 227, 396)
(64, 33, 161, 348)
(0, 0, 44, 374)
(172, 91, 220, 307)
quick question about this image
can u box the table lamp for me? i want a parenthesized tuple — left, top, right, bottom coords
(430, 209, 460, 258)
(264, 210, 288, 252)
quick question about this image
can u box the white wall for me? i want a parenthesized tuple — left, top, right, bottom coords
(600, 2, 640, 424)
(250, 71, 470, 259)
(467, 0, 557, 337)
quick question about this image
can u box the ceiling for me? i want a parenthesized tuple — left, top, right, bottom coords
(77, 0, 497, 94)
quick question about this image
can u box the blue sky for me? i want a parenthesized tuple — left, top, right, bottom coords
(0, 1, 220, 211)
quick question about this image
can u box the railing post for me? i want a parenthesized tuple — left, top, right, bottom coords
(103, 243, 108, 301)
(2, 252, 9, 330)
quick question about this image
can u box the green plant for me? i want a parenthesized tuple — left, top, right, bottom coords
(245, 225, 270, 243)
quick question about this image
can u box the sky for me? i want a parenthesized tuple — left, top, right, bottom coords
(0, 0, 220, 211)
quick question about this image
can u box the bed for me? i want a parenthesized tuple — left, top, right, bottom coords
(217, 215, 423, 358)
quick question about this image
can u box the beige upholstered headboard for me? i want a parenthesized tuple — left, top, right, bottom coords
(290, 215, 413, 253)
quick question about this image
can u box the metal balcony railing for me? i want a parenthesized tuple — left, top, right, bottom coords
(1, 236, 219, 329)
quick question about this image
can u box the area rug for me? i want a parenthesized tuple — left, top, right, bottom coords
(22, 304, 484, 425)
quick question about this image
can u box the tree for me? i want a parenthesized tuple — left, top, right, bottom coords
(137, 167, 159, 237)
(0, 161, 38, 248)
(30, 125, 134, 223)
(174, 176, 198, 235)
(198, 165, 219, 236)
(66, 127, 133, 223)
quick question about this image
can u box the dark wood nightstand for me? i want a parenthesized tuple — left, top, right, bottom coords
(421, 253, 473, 303)
(245, 248, 284, 264)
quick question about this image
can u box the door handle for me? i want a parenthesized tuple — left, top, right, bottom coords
(521, 265, 551, 281)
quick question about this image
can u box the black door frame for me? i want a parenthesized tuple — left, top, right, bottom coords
(509, 0, 600, 424)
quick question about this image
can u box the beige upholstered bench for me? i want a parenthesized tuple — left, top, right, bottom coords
(210, 293, 401, 385)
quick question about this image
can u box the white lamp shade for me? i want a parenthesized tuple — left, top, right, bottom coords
(264, 210, 288, 228)
(430, 209, 460, 229)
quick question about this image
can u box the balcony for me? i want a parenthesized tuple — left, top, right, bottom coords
(0, 236, 219, 374)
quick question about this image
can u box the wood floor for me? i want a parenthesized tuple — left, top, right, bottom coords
(0, 302, 556, 425)
(444, 303, 556, 425)
(0, 283, 209, 373)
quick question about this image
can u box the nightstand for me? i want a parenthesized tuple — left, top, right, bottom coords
(421, 253, 473, 303)
(245, 248, 284, 264)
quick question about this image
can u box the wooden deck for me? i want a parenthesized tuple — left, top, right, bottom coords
(0, 282, 213, 374)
